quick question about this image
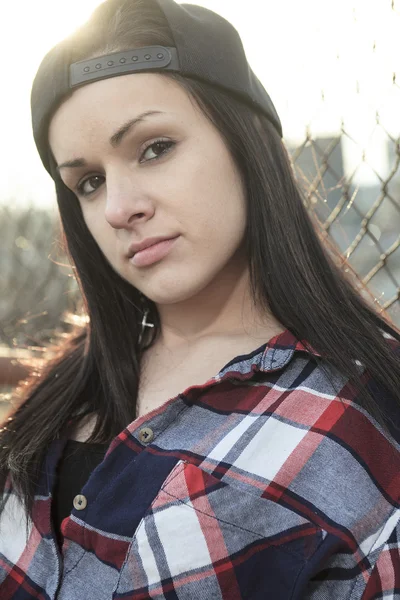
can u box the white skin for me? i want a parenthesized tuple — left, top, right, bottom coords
(49, 73, 285, 369)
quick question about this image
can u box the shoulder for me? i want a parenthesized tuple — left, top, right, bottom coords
(259, 334, 400, 538)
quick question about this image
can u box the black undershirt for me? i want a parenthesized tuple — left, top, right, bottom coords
(51, 439, 109, 548)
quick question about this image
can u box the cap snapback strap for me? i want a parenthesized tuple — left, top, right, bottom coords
(70, 46, 180, 88)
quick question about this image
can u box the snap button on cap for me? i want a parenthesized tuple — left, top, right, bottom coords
(138, 427, 154, 444)
(73, 494, 87, 510)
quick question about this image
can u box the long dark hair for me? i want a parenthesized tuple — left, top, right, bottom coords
(1, 0, 399, 522)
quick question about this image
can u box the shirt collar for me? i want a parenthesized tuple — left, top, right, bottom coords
(215, 327, 322, 380)
(260, 328, 322, 372)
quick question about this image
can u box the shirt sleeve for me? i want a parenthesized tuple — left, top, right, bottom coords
(298, 512, 400, 599)
(357, 515, 400, 599)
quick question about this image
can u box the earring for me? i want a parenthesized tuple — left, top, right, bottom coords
(138, 295, 155, 344)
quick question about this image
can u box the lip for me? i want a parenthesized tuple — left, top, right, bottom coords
(127, 235, 179, 258)
(129, 235, 180, 267)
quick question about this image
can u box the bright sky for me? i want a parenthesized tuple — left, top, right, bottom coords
(1, 0, 399, 207)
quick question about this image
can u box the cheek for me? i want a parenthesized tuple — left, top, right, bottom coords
(82, 208, 115, 259)
(186, 154, 246, 231)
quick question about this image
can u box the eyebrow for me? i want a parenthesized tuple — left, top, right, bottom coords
(56, 110, 164, 172)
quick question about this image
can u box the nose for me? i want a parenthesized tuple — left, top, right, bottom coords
(104, 173, 154, 229)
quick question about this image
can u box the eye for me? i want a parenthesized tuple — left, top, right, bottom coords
(76, 175, 105, 197)
(140, 140, 174, 163)
(74, 140, 174, 197)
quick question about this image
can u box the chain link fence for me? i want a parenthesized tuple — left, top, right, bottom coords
(1, 2, 399, 412)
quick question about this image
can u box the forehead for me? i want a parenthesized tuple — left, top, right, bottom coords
(48, 73, 196, 152)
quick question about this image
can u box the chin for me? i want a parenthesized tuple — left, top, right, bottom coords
(142, 280, 211, 306)
(143, 290, 197, 306)
(121, 263, 218, 305)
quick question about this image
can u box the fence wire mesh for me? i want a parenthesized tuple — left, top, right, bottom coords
(1, 1, 399, 375)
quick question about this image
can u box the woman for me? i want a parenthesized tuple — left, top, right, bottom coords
(0, 0, 399, 598)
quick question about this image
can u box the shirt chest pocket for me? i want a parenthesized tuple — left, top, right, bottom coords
(113, 460, 324, 600)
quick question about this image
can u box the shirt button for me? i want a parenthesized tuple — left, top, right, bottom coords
(138, 427, 154, 444)
(73, 494, 87, 510)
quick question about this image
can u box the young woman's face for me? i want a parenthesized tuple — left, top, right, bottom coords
(49, 73, 247, 305)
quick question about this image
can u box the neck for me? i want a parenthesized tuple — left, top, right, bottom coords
(152, 263, 284, 352)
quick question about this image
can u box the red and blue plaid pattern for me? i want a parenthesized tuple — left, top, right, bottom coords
(0, 328, 399, 599)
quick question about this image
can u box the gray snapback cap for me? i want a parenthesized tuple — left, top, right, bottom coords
(31, 0, 283, 175)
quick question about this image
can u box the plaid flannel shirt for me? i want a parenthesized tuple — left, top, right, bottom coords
(0, 328, 399, 599)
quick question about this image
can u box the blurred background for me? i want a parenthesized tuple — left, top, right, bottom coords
(1, 0, 399, 416)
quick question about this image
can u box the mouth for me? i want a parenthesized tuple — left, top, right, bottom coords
(127, 234, 180, 258)
(129, 235, 180, 268)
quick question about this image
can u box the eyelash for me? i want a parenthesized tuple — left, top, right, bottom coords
(76, 138, 175, 197)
